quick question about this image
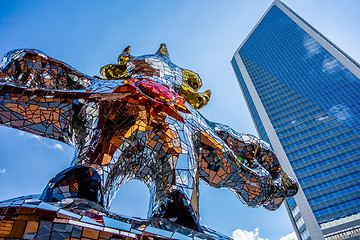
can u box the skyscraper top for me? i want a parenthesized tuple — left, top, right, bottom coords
(235, 0, 360, 80)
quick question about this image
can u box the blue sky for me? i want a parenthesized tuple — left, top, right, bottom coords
(0, 1, 359, 239)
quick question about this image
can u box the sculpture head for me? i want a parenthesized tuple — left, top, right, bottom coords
(100, 44, 211, 109)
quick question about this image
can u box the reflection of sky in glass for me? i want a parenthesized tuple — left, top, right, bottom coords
(240, 6, 360, 135)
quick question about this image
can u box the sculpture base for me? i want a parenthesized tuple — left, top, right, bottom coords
(0, 195, 230, 240)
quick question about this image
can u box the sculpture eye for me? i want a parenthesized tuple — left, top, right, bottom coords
(136, 80, 176, 103)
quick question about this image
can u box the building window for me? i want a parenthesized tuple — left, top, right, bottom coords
(292, 206, 300, 218)
(301, 229, 310, 240)
(296, 216, 305, 229)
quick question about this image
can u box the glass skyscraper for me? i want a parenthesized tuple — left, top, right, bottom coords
(231, 1, 360, 240)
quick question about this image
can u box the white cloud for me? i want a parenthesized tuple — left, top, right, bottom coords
(303, 36, 345, 74)
(176, 171, 189, 186)
(322, 56, 343, 74)
(280, 232, 298, 240)
(329, 104, 352, 121)
(303, 35, 321, 57)
(232, 228, 268, 240)
(20, 132, 44, 143)
(0, 169, 6, 174)
(29, 134, 41, 141)
(18, 131, 65, 150)
(53, 143, 64, 151)
(316, 116, 329, 122)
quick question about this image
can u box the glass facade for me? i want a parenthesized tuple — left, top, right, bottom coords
(232, 1, 360, 240)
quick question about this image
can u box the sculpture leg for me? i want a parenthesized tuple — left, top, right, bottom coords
(150, 188, 202, 232)
(147, 151, 202, 232)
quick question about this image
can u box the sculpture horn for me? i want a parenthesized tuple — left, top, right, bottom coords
(118, 46, 132, 65)
(156, 43, 169, 58)
(123, 45, 131, 54)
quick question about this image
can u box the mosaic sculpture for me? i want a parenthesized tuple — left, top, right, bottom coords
(0, 45, 298, 239)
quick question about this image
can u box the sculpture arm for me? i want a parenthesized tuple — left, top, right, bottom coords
(0, 49, 92, 90)
(0, 49, 94, 143)
(198, 120, 298, 210)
